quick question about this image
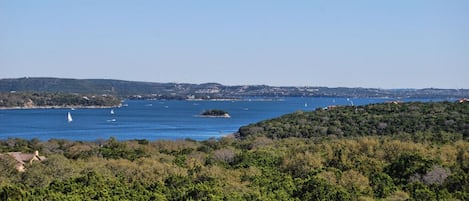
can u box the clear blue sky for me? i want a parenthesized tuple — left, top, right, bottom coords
(1, 0, 468, 88)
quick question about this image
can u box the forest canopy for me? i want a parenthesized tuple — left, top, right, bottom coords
(238, 101, 469, 140)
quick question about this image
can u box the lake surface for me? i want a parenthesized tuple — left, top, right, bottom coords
(0, 97, 451, 141)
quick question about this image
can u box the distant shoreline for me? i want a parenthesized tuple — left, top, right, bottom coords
(2, 77, 469, 99)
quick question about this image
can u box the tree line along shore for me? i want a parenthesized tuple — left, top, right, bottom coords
(0, 101, 468, 200)
(0, 92, 121, 109)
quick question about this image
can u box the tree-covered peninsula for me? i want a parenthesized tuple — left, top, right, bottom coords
(238, 101, 469, 140)
(0, 101, 468, 200)
(0, 92, 121, 109)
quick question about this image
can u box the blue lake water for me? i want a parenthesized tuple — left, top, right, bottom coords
(0, 97, 452, 141)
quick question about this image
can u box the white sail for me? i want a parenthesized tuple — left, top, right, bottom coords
(67, 112, 73, 123)
(110, 109, 115, 115)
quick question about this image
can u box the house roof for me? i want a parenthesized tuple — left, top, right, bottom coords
(8, 152, 34, 164)
(1, 151, 45, 172)
(7, 152, 44, 164)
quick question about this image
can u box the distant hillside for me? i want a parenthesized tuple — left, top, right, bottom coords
(238, 101, 469, 140)
(0, 78, 162, 96)
(1, 77, 468, 99)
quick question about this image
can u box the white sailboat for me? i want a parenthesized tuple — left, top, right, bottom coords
(110, 109, 115, 115)
(67, 112, 73, 123)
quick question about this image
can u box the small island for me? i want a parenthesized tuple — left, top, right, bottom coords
(200, 109, 231, 118)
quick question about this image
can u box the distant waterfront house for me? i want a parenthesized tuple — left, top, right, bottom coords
(458, 98, 469, 103)
(386, 100, 403, 104)
(3, 151, 46, 172)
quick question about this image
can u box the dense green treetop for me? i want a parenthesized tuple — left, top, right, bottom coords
(238, 101, 469, 140)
